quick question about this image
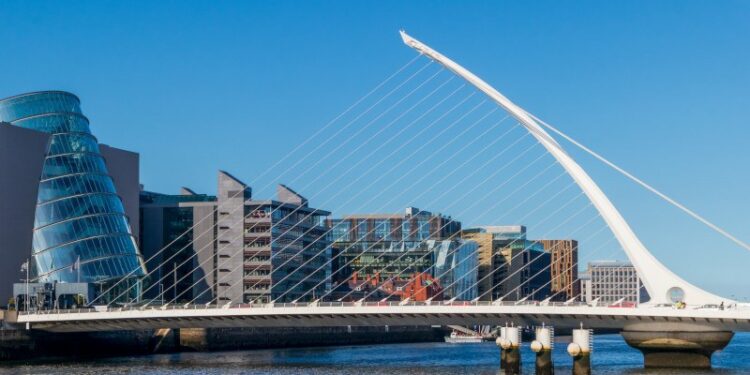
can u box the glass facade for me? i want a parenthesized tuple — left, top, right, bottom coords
(431, 240, 478, 301)
(0, 91, 145, 293)
(325, 209, 463, 302)
(139, 190, 217, 303)
(329, 220, 351, 242)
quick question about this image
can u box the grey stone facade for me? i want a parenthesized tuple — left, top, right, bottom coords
(215, 171, 249, 304)
(0, 123, 50, 304)
(139, 171, 332, 305)
(139, 189, 217, 304)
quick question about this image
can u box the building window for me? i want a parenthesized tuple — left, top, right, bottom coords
(357, 220, 368, 241)
(331, 220, 351, 242)
(402, 220, 411, 241)
(417, 219, 430, 240)
(373, 219, 390, 240)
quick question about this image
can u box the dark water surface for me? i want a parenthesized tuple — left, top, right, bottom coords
(2, 333, 750, 374)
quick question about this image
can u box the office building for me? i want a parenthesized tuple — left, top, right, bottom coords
(461, 226, 520, 300)
(139, 188, 217, 303)
(139, 171, 332, 304)
(537, 239, 580, 300)
(580, 261, 649, 306)
(0, 91, 144, 304)
(432, 240, 479, 300)
(462, 226, 551, 301)
(326, 239, 476, 302)
(325, 207, 462, 301)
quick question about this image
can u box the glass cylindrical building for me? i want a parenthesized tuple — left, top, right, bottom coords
(0, 91, 145, 301)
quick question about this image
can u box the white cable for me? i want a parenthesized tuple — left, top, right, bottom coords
(288, 122, 525, 302)
(308, 133, 546, 303)
(415, 184, 584, 303)
(332, 149, 560, 303)
(144, 75, 464, 305)
(464, 199, 593, 302)
(123, 64, 450, 304)
(526, 111, 750, 253)
(394, 185, 586, 303)
(90, 56, 429, 305)
(360, 165, 573, 303)
(415, 170, 573, 301)
(182, 91, 494, 305)
(543, 237, 617, 302)
(259, 103, 501, 302)
(214, 100, 497, 305)
(466, 193, 589, 303)
(496, 214, 606, 301)
(171, 87, 479, 305)
(136, 73, 460, 304)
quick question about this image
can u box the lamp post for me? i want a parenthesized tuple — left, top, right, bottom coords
(25, 258, 29, 312)
(173, 262, 178, 302)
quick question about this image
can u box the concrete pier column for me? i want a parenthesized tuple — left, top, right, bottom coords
(621, 330, 733, 369)
(496, 326, 522, 375)
(567, 328, 592, 375)
(530, 326, 554, 375)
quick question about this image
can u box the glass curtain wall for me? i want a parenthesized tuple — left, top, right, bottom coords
(0, 91, 146, 303)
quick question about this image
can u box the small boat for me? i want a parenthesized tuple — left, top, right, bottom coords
(444, 330, 483, 343)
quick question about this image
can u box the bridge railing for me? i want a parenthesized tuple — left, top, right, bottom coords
(16, 300, 584, 315)
(16, 300, 748, 316)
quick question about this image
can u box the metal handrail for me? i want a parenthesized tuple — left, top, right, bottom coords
(19, 299, 742, 317)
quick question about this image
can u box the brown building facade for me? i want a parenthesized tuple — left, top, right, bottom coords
(461, 226, 552, 302)
(459, 230, 494, 300)
(537, 239, 579, 301)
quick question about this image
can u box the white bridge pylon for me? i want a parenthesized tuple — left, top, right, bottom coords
(399, 30, 725, 306)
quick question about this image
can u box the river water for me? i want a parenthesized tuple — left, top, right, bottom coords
(2, 333, 749, 374)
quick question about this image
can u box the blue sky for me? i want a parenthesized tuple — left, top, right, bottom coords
(2, 1, 749, 298)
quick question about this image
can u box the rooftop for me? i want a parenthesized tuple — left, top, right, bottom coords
(0, 90, 80, 103)
(588, 260, 633, 268)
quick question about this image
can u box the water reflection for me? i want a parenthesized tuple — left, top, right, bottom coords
(0, 334, 748, 374)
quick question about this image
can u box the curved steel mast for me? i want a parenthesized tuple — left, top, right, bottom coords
(399, 30, 725, 306)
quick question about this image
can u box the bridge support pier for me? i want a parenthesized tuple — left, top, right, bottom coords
(148, 328, 181, 353)
(621, 330, 733, 369)
(567, 328, 592, 375)
(530, 326, 553, 375)
(496, 326, 522, 375)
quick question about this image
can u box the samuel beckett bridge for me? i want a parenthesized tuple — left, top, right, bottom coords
(7, 31, 750, 369)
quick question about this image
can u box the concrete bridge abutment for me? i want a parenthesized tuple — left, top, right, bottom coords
(621, 330, 734, 369)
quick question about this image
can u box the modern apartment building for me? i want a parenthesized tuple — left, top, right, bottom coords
(580, 261, 649, 305)
(325, 207, 462, 301)
(537, 239, 580, 301)
(462, 226, 551, 301)
(0, 91, 144, 304)
(224, 176, 331, 304)
(140, 171, 332, 305)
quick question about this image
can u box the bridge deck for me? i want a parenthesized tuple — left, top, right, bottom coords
(9, 302, 750, 333)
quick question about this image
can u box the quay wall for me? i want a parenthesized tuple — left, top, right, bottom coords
(0, 324, 444, 362)
(179, 326, 444, 351)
